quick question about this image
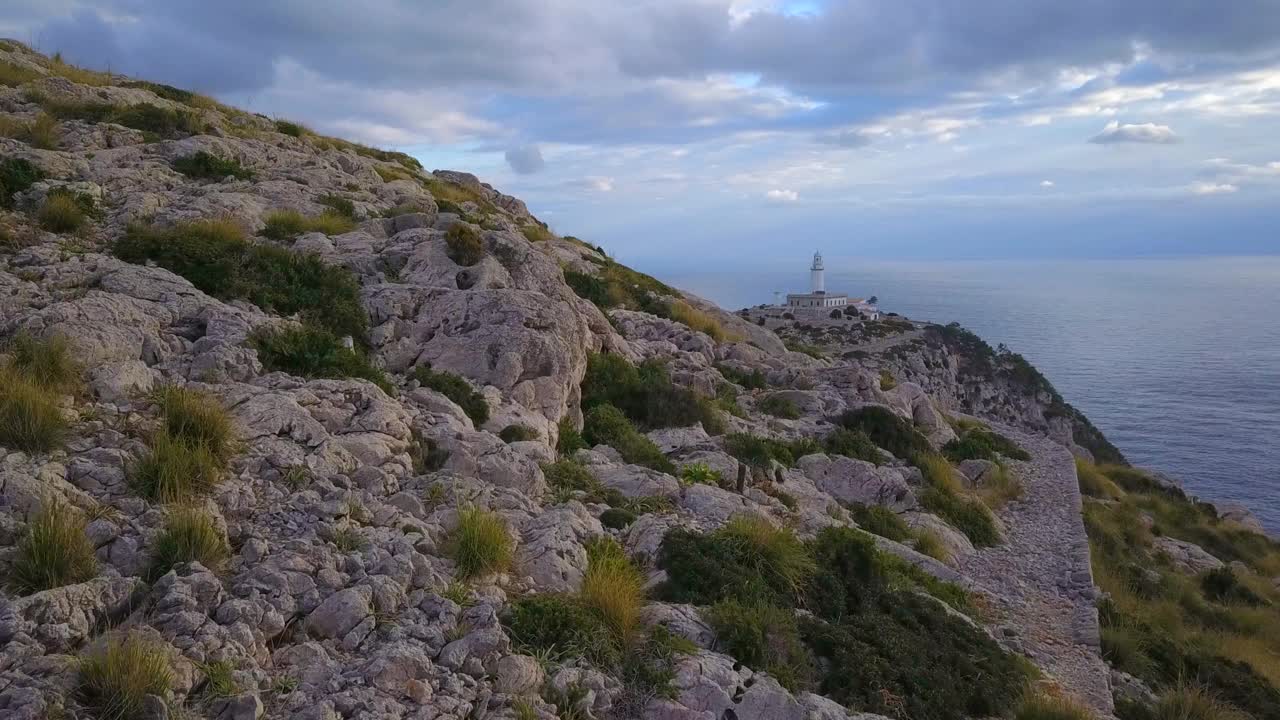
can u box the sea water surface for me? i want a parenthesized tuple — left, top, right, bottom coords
(658, 256, 1280, 533)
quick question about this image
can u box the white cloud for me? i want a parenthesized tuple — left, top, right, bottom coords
(1040, 180, 1055, 187)
(583, 176, 615, 192)
(1089, 120, 1180, 144)
(1189, 182, 1239, 195)
(765, 189, 799, 202)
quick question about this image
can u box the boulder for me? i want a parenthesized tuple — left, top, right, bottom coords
(797, 454, 917, 512)
(307, 587, 372, 639)
(1153, 537, 1224, 574)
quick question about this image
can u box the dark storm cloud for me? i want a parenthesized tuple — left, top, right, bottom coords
(505, 145, 546, 174)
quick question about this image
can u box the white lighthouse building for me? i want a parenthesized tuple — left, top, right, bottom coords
(786, 250, 848, 308)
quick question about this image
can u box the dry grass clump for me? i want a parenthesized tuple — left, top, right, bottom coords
(1076, 457, 1123, 499)
(667, 299, 736, 342)
(10, 499, 97, 594)
(6, 331, 81, 393)
(36, 191, 89, 233)
(46, 53, 113, 86)
(1013, 692, 1096, 720)
(147, 507, 230, 581)
(978, 463, 1025, 509)
(77, 633, 174, 720)
(448, 505, 513, 579)
(719, 514, 816, 597)
(0, 60, 44, 87)
(445, 223, 485, 266)
(580, 538, 646, 643)
(0, 112, 60, 148)
(0, 365, 68, 452)
(912, 527, 952, 564)
(1152, 685, 1248, 720)
(131, 386, 236, 503)
(262, 209, 355, 239)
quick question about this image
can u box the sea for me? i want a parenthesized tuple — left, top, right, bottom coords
(656, 255, 1280, 534)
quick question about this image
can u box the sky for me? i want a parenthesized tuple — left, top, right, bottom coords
(4, 1, 1280, 267)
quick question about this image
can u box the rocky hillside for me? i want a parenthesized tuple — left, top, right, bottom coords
(2, 42, 1278, 720)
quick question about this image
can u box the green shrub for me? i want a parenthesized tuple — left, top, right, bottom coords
(667, 299, 735, 342)
(262, 209, 355, 239)
(717, 363, 767, 390)
(77, 633, 174, 720)
(171, 151, 253, 180)
(582, 404, 673, 473)
(317, 194, 356, 218)
(561, 258, 676, 314)
(658, 515, 814, 607)
(784, 340, 825, 359)
(600, 507, 637, 529)
(943, 428, 1031, 462)
(563, 269, 610, 307)
(823, 428, 882, 464)
(275, 119, 308, 137)
(10, 500, 97, 594)
(680, 462, 724, 488)
(410, 433, 450, 474)
(847, 503, 913, 542)
(147, 507, 230, 581)
(758, 394, 800, 419)
(543, 459, 600, 494)
(921, 484, 1001, 546)
(1200, 567, 1265, 607)
(131, 431, 223, 502)
(557, 417, 587, 456)
(252, 325, 391, 392)
(581, 353, 722, 432)
(521, 224, 555, 243)
(445, 223, 485, 266)
(835, 406, 931, 459)
(5, 331, 80, 393)
(0, 367, 68, 452)
(114, 220, 368, 339)
(0, 156, 44, 208)
(414, 365, 489, 426)
(51, 100, 202, 138)
(581, 538, 645, 642)
(707, 599, 812, 691)
(723, 432, 820, 470)
(499, 424, 538, 443)
(448, 506, 513, 579)
(155, 385, 236, 465)
(504, 593, 611, 663)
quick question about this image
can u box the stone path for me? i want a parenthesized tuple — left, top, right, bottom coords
(956, 429, 1115, 716)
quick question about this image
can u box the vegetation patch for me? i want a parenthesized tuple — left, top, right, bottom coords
(0, 156, 44, 208)
(77, 633, 174, 720)
(581, 538, 646, 642)
(34, 190, 90, 233)
(784, 339, 826, 359)
(448, 505, 513, 579)
(274, 119, 309, 137)
(835, 406, 931, 460)
(147, 507, 230, 581)
(556, 417, 587, 457)
(708, 599, 812, 691)
(115, 219, 367, 339)
(317, 193, 356, 218)
(414, 365, 489, 426)
(1085, 463, 1280, 720)
(581, 352, 723, 433)
(943, 427, 1030, 462)
(251, 325, 391, 392)
(724, 432, 821, 471)
(498, 424, 539, 443)
(822, 427, 882, 464)
(716, 363, 767, 390)
(582, 404, 674, 473)
(0, 365, 68, 452)
(172, 151, 253, 181)
(667, 299, 735, 342)
(0, 112, 60, 149)
(679, 462, 725, 488)
(847, 503, 913, 542)
(562, 259, 676, 316)
(10, 499, 97, 594)
(758, 393, 800, 419)
(44, 100, 203, 139)
(261, 208, 355, 239)
(445, 223, 485, 266)
(5, 331, 81, 393)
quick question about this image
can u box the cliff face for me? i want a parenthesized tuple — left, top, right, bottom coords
(0, 42, 1220, 720)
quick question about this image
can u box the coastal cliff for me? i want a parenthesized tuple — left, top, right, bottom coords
(1, 43, 1278, 720)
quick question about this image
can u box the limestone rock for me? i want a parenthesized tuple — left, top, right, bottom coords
(797, 454, 917, 512)
(307, 587, 372, 639)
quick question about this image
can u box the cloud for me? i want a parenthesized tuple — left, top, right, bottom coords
(1189, 182, 1239, 195)
(505, 145, 546, 174)
(814, 128, 876, 148)
(1040, 180, 1055, 188)
(571, 176, 614, 192)
(765, 189, 798, 202)
(1089, 120, 1180, 144)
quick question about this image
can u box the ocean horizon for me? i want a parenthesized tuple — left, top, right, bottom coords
(656, 254, 1280, 533)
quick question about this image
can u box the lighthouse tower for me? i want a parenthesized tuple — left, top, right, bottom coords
(810, 250, 825, 294)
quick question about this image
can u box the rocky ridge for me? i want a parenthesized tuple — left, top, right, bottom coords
(0, 42, 1253, 720)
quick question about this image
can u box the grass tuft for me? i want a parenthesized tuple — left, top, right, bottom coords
(1013, 693, 1096, 720)
(449, 506, 513, 579)
(0, 366, 68, 452)
(155, 385, 235, 465)
(414, 365, 489, 426)
(77, 633, 174, 720)
(582, 404, 673, 473)
(6, 331, 80, 393)
(262, 209, 355, 239)
(667, 299, 734, 342)
(445, 223, 485, 266)
(581, 538, 646, 643)
(10, 499, 97, 594)
(36, 192, 88, 233)
(172, 151, 253, 180)
(251, 324, 391, 392)
(147, 507, 230, 581)
(131, 431, 223, 503)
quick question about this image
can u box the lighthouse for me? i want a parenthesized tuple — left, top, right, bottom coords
(786, 250, 848, 308)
